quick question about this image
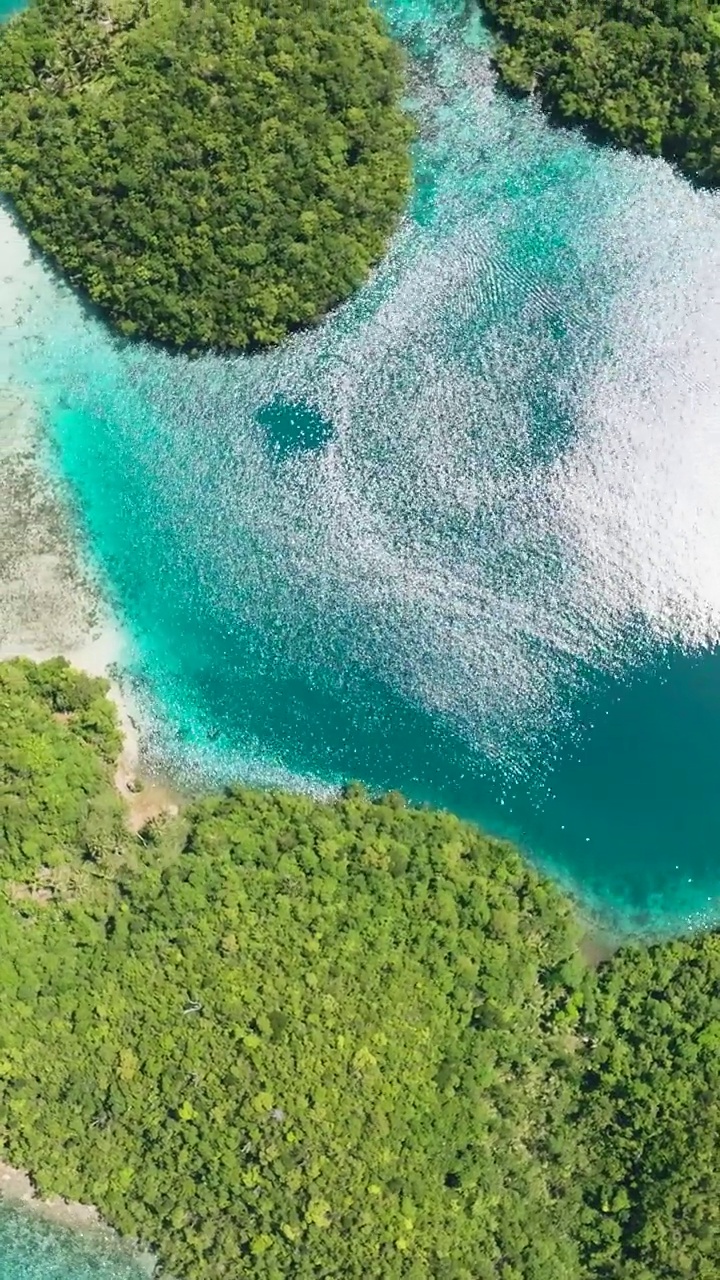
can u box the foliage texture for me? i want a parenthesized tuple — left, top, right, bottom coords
(483, 0, 720, 184)
(0, 0, 411, 350)
(0, 660, 587, 1278)
(2, 659, 720, 1278)
(0, 656, 125, 877)
(575, 937, 720, 1278)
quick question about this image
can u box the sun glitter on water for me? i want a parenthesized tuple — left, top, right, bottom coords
(0, 0, 719, 943)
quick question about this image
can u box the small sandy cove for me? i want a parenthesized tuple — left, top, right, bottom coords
(0, 1161, 157, 1274)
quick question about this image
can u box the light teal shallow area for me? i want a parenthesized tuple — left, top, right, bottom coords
(2, 0, 720, 936)
(0, 1204, 147, 1280)
(1, 1, 720, 1275)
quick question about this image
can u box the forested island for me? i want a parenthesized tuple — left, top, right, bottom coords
(0, 0, 718, 361)
(484, 0, 720, 183)
(0, 0, 411, 350)
(1, 656, 719, 1278)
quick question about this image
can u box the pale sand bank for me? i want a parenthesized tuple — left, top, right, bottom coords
(0, 385, 183, 828)
(0, 1161, 102, 1232)
(0, 215, 127, 675)
(0, 1161, 156, 1274)
(0, 384, 142, 756)
(0, 390, 122, 670)
(0, 207, 49, 340)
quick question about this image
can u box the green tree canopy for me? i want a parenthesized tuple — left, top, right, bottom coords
(575, 934, 720, 1278)
(0, 656, 125, 879)
(483, 0, 720, 184)
(0, 659, 587, 1278)
(3, 657, 720, 1277)
(0, 0, 412, 350)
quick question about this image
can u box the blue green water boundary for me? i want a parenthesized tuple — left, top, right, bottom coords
(2, 0, 720, 936)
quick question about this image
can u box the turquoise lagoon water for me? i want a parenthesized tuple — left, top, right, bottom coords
(0, 1203, 147, 1279)
(2, 0, 720, 1273)
(4, 0, 717, 931)
(1, 0, 720, 932)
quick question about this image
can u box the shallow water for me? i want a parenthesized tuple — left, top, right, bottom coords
(0, 1204, 147, 1280)
(2, 0, 720, 1274)
(2, 4, 720, 927)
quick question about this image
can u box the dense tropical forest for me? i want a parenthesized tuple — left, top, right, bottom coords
(1, 656, 720, 1277)
(0, 0, 411, 350)
(483, 0, 720, 183)
(1, 0, 717, 359)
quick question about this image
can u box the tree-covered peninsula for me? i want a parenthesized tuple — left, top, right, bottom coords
(1, 656, 720, 1277)
(0, 0, 411, 350)
(483, 0, 720, 184)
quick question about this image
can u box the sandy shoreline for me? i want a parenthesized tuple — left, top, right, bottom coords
(0, 1161, 156, 1274)
(0, 384, 158, 1265)
(0, 380, 145, 759)
(0, 378, 187, 836)
(0, 1168, 157, 1274)
(0, 390, 118, 662)
(0, 1161, 104, 1233)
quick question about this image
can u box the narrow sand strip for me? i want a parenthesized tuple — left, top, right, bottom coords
(0, 384, 185, 828)
(0, 1162, 102, 1232)
(0, 382, 141, 750)
(0, 390, 120, 668)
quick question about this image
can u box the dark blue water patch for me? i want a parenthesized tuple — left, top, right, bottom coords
(256, 398, 335, 461)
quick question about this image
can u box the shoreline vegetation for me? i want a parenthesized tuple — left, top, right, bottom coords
(482, 0, 720, 185)
(0, 1160, 99, 1230)
(0, 0, 717, 1273)
(0, 0, 412, 352)
(2, 657, 720, 1276)
(0, 432, 171, 1275)
(0, 1161, 155, 1276)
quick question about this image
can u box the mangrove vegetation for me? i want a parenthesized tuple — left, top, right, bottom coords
(484, 0, 720, 183)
